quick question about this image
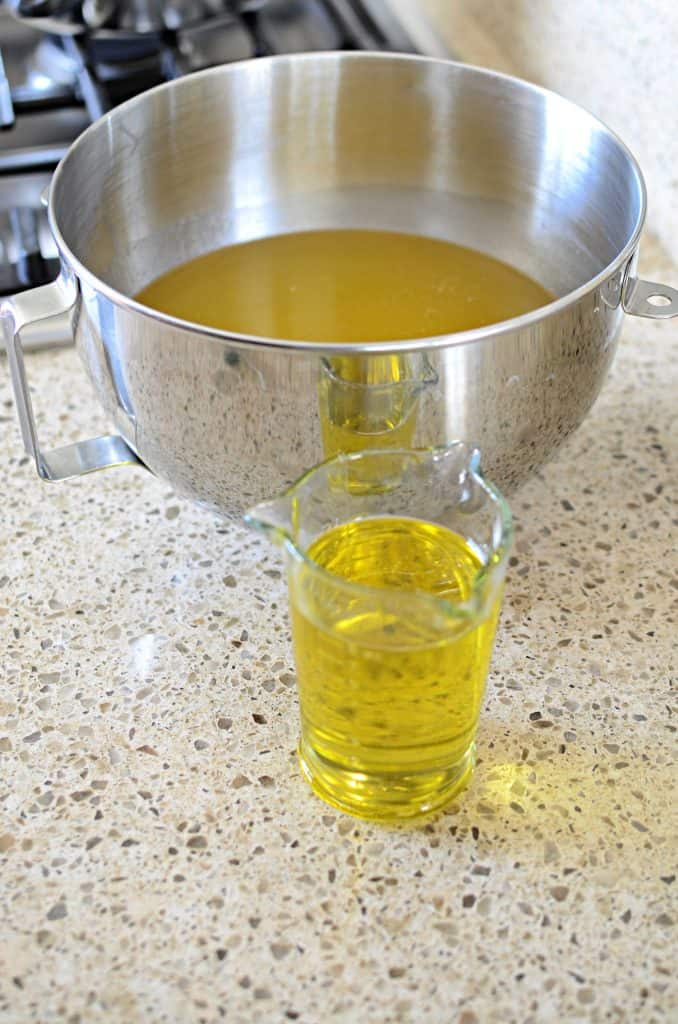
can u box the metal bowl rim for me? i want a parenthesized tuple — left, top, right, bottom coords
(48, 51, 647, 354)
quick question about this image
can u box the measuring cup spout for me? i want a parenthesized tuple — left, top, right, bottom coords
(243, 496, 295, 546)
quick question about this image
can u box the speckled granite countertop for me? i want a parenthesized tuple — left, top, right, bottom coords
(2, 17, 678, 1023)
(1, 235, 675, 1022)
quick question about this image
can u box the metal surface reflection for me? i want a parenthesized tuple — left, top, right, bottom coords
(318, 352, 437, 461)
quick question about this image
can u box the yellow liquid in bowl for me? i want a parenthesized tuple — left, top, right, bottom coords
(290, 516, 503, 820)
(135, 229, 553, 341)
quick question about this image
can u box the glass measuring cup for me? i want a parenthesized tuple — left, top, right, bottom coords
(245, 443, 512, 822)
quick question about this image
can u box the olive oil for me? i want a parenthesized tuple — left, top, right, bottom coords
(290, 516, 503, 820)
(135, 229, 553, 340)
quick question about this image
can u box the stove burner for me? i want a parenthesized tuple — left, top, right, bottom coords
(0, 203, 60, 291)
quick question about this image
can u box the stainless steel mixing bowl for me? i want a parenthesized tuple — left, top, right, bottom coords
(3, 53, 677, 515)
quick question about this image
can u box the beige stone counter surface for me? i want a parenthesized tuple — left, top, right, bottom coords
(1, 10, 677, 1022)
(1, 239, 675, 1022)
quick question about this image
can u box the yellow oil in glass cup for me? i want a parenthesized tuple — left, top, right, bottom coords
(246, 444, 512, 822)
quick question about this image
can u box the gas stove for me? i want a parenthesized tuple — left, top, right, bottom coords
(0, 0, 436, 299)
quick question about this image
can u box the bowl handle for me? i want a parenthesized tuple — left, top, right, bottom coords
(623, 275, 678, 319)
(1, 275, 142, 481)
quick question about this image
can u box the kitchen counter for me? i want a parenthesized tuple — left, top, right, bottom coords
(2, 15, 677, 1021)
(1, 234, 675, 1022)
